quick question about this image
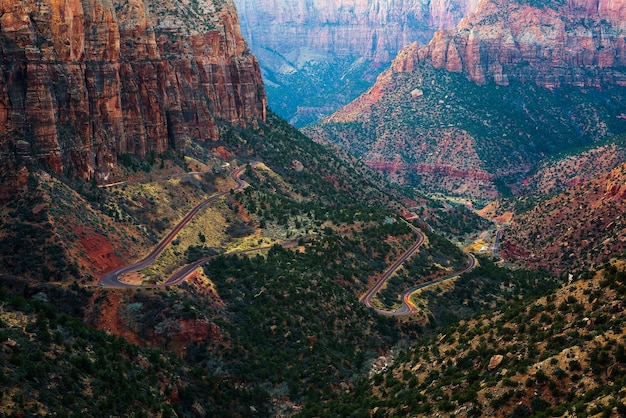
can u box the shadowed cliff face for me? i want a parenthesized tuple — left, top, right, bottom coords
(0, 0, 267, 180)
(234, 0, 478, 126)
(237, 0, 479, 62)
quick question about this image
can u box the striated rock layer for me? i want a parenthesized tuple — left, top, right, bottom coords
(308, 0, 626, 200)
(236, 0, 479, 63)
(0, 0, 267, 180)
(393, 0, 626, 88)
(234, 0, 479, 125)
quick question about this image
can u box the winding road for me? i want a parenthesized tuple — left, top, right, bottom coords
(493, 228, 504, 259)
(393, 253, 476, 316)
(360, 222, 477, 317)
(99, 163, 476, 316)
(98, 166, 249, 288)
(360, 223, 425, 314)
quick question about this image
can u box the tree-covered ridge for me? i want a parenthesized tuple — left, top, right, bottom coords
(204, 242, 402, 404)
(223, 112, 401, 207)
(298, 257, 626, 417)
(0, 287, 270, 417)
(307, 63, 626, 200)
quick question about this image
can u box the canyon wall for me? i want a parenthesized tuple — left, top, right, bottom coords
(234, 0, 478, 125)
(0, 0, 267, 180)
(237, 0, 479, 63)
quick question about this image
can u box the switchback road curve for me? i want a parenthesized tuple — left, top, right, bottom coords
(360, 222, 425, 315)
(360, 222, 477, 317)
(100, 164, 477, 310)
(392, 253, 476, 316)
(98, 166, 249, 288)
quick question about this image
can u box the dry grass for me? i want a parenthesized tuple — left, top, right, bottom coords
(105, 165, 288, 285)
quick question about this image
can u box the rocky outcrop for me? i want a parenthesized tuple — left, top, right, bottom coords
(394, 0, 626, 88)
(165, 319, 223, 356)
(501, 163, 626, 273)
(0, 0, 267, 180)
(488, 354, 504, 370)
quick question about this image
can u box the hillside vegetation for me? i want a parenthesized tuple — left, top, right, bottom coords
(2, 61, 625, 417)
(0, 285, 272, 416)
(4, 0, 626, 416)
(502, 162, 626, 274)
(299, 256, 626, 417)
(0, 111, 501, 414)
(306, 63, 626, 201)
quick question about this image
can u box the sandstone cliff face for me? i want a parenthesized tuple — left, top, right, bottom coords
(237, 0, 478, 63)
(394, 0, 626, 88)
(0, 0, 267, 180)
(234, 0, 478, 126)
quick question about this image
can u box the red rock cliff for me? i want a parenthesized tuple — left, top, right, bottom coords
(235, 0, 482, 127)
(0, 0, 267, 179)
(392, 0, 626, 87)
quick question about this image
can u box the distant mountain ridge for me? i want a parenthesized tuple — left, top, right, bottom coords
(234, 0, 479, 126)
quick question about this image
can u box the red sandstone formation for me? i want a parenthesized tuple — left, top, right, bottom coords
(0, 0, 267, 181)
(395, 0, 626, 88)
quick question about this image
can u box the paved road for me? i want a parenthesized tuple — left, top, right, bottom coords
(391, 253, 477, 316)
(99, 164, 477, 312)
(360, 222, 425, 315)
(360, 221, 477, 317)
(493, 228, 504, 259)
(98, 166, 249, 288)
